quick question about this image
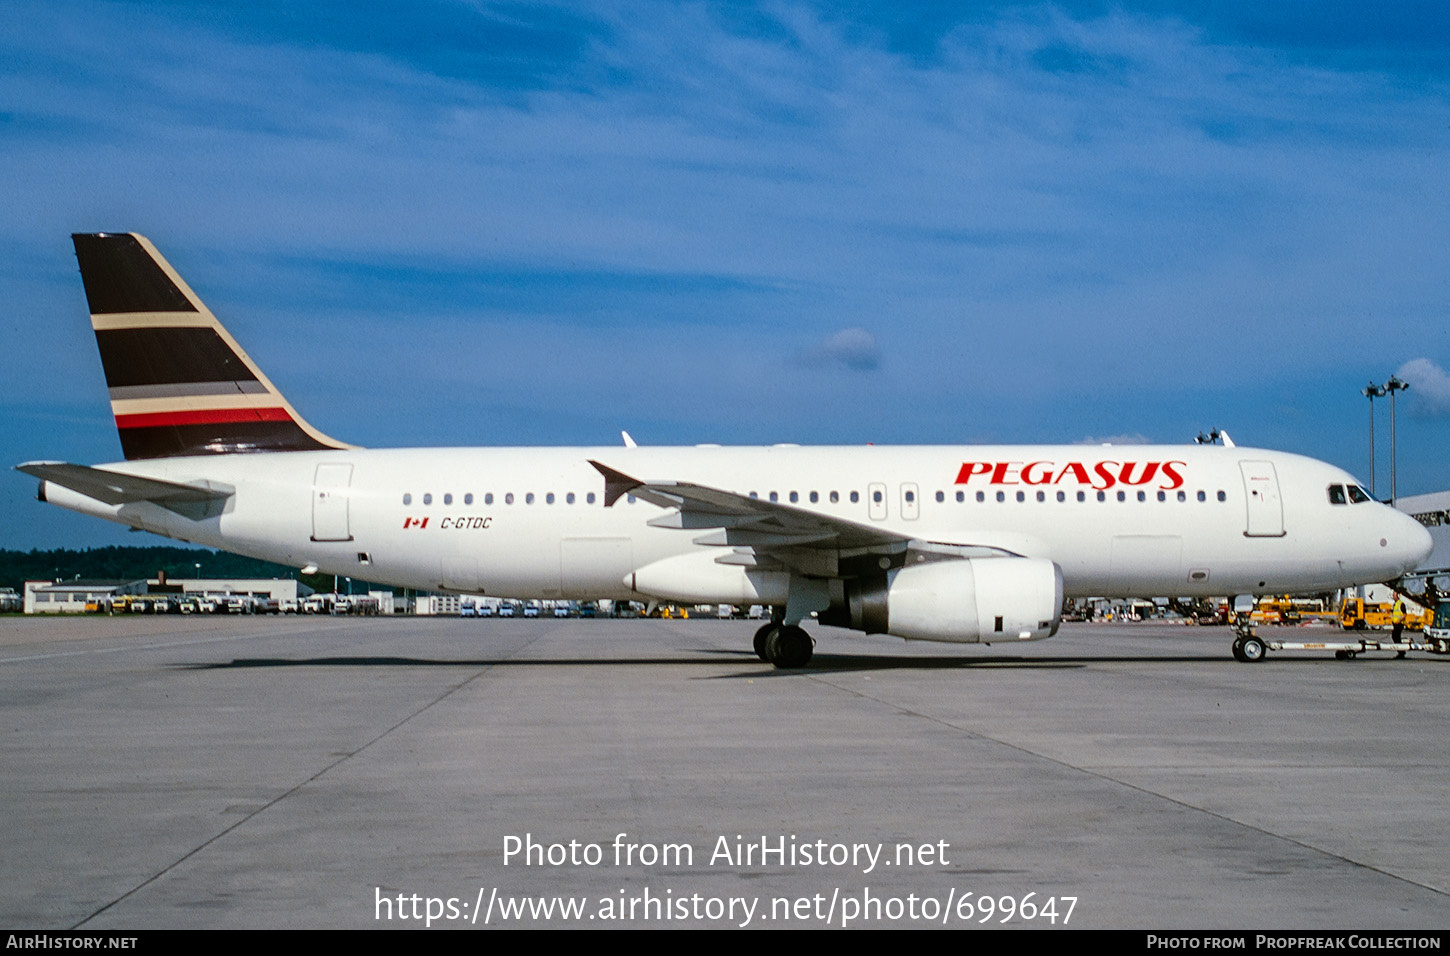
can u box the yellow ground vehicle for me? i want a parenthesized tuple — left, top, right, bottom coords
(1251, 595, 1330, 625)
(1338, 597, 1429, 631)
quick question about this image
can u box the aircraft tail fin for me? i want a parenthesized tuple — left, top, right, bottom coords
(71, 233, 352, 460)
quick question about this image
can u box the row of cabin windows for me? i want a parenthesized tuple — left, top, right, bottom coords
(402, 491, 607, 506)
(938, 489, 1228, 503)
(402, 488, 1230, 507)
(752, 490, 859, 503)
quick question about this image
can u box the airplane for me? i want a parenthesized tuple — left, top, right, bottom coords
(18, 233, 1435, 667)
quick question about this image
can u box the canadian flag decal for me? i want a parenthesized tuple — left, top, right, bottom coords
(403, 517, 429, 529)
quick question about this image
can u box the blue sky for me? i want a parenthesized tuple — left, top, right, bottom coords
(2, 1, 1448, 549)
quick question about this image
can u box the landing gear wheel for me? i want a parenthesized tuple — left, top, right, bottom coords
(1238, 636, 1266, 662)
(1395, 650, 1407, 660)
(1335, 649, 1356, 660)
(1232, 639, 1248, 662)
(764, 624, 813, 669)
(753, 623, 775, 661)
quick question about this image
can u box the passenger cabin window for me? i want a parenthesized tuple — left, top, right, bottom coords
(850, 491, 860, 504)
(1328, 484, 1347, 505)
(830, 491, 839, 503)
(423, 493, 432, 505)
(403, 493, 412, 505)
(936, 491, 945, 503)
(444, 493, 453, 505)
(464, 493, 473, 505)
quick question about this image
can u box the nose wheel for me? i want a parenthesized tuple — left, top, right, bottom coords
(1232, 635, 1266, 662)
(753, 623, 814, 668)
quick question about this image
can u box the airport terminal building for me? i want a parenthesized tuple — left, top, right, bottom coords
(23, 576, 312, 614)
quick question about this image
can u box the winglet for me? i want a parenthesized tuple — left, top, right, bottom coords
(621, 431, 637, 448)
(588, 460, 643, 507)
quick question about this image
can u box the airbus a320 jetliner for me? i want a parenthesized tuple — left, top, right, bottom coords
(19, 234, 1434, 666)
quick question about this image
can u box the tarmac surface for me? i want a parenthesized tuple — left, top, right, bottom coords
(1, 614, 1447, 930)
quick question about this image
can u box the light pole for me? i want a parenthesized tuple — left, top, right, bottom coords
(1384, 375, 1409, 503)
(1362, 383, 1385, 496)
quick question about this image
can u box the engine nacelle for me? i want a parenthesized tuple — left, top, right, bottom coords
(821, 557, 1063, 643)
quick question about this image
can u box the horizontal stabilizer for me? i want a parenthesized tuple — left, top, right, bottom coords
(17, 461, 233, 510)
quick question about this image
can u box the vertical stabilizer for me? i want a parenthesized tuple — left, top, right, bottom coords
(72, 233, 352, 459)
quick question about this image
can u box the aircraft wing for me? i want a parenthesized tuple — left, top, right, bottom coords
(17, 461, 233, 514)
(589, 460, 1013, 577)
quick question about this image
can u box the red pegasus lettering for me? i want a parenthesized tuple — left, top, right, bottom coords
(1159, 460, 1187, 490)
(1118, 462, 1160, 486)
(955, 462, 992, 484)
(1093, 461, 1120, 490)
(992, 461, 1023, 484)
(1053, 462, 1090, 485)
(1022, 461, 1054, 485)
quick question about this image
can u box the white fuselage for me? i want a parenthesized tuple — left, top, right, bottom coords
(37, 444, 1433, 603)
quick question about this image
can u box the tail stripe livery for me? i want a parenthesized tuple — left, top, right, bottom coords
(71, 233, 352, 460)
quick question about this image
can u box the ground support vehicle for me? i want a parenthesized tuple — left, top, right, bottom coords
(1231, 632, 1450, 662)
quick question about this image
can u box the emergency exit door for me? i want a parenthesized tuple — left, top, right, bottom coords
(312, 463, 354, 542)
(1239, 460, 1285, 538)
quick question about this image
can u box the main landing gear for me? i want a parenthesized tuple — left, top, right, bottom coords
(753, 622, 814, 669)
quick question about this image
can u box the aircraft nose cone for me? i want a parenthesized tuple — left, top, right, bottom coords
(1386, 511, 1435, 574)
(1404, 517, 1435, 570)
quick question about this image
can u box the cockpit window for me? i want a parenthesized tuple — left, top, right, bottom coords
(1348, 485, 1373, 504)
(1328, 484, 1346, 505)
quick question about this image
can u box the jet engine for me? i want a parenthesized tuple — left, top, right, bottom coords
(820, 557, 1063, 643)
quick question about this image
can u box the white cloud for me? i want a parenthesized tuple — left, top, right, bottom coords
(810, 328, 882, 371)
(1077, 433, 1151, 445)
(1396, 358, 1450, 417)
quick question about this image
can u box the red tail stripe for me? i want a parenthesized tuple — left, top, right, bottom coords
(115, 407, 294, 429)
